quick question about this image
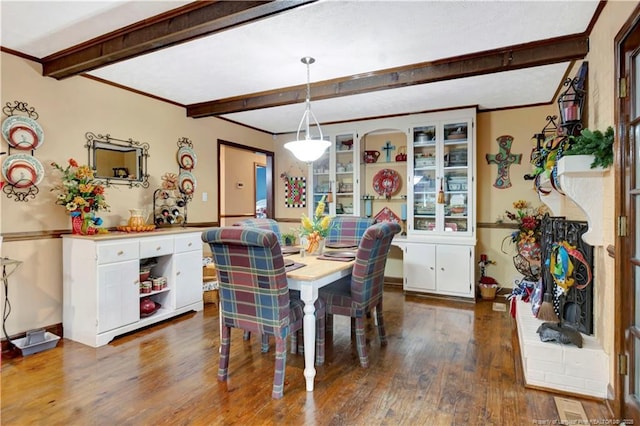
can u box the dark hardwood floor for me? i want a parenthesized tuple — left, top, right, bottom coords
(1, 289, 612, 425)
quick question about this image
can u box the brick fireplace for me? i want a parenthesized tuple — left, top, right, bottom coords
(515, 216, 607, 398)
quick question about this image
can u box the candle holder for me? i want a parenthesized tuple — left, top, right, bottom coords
(557, 62, 587, 137)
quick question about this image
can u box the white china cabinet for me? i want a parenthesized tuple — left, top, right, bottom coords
(62, 229, 204, 347)
(307, 108, 476, 298)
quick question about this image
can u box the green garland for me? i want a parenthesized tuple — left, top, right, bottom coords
(564, 126, 614, 169)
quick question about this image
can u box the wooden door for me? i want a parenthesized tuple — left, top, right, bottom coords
(618, 6, 640, 422)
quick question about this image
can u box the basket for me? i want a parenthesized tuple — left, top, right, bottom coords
(203, 289, 219, 304)
(479, 285, 497, 300)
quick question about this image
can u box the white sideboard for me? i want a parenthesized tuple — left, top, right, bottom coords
(62, 228, 204, 347)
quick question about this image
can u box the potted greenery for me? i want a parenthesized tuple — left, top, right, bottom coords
(282, 231, 297, 246)
(563, 126, 615, 169)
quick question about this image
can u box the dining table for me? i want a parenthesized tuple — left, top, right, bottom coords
(284, 250, 355, 392)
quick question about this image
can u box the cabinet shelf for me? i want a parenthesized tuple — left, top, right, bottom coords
(361, 162, 406, 170)
(139, 287, 170, 298)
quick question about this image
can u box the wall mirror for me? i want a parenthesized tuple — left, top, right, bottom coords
(86, 132, 150, 188)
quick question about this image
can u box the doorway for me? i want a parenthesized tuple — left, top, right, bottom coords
(255, 163, 267, 218)
(218, 140, 274, 226)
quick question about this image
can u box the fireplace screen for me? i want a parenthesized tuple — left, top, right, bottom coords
(540, 216, 594, 335)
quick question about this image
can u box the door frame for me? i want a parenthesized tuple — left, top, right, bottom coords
(615, 3, 640, 420)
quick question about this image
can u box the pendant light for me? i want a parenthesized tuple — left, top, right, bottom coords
(284, 57, 331, 163)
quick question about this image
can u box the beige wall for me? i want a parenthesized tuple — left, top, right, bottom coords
(0, 52, 273, 335)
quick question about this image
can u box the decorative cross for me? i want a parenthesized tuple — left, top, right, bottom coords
(381, 140, 396, 163)
(486, 135, 522, 189)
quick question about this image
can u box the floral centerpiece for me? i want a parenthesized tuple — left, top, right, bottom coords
(504, 199, 547, 261)
(300, 195, 332, 254)
(51, 158, 109, 234)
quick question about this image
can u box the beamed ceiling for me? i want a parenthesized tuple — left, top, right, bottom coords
(0, 0, 603, 135)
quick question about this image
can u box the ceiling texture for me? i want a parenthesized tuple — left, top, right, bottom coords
(0, 0, 602, 135)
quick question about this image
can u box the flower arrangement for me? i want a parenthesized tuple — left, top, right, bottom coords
(504, 200, 547, 246)
(300, 195, 332, 253)
(51, 158, 109, 234)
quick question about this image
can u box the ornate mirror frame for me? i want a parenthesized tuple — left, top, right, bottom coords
(85, 132, 150, 188)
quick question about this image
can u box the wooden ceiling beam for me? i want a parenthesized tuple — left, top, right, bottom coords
(42, 0, 316, 79)
(187, 34, 589, 118)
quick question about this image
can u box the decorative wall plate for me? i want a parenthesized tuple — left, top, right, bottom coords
(2, 116, 44, 150)
(178, 171, 197, 195)
(2, 154, 44, 188)
(372, 168, 401, 198)
(177, 146, 197, 170)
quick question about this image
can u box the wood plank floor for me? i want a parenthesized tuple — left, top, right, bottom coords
(1, 289, 613, 425)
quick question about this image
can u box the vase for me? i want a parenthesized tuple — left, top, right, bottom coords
(306, 238, 325, 256)
(517, 240, 542, 274)
(71, 215, 83, 234)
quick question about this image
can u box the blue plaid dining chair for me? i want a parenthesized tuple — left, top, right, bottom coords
(201, 227, 325, 399)
(319, 221, 401, 368)
(325, 216, 374, 247)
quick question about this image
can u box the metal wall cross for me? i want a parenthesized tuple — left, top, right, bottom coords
(381, 140, 396, 163)
(485, 135, 522, 189)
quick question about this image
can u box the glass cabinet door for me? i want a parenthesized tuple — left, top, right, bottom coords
(412, 125, 437, 232)
(410, 119, 471, 235)
(334, 133, 357, 215)
(311, 142, 331, 216)
(442, 121, 470, 234)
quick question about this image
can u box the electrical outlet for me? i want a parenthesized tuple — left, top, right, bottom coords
(202, 192, 208, 202)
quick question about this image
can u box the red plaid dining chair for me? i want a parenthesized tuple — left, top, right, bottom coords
(319, 221, 401, 368)
(325, 216, 375, 247)
(201, 227, 325, 399)
(234, 218, 284, 342)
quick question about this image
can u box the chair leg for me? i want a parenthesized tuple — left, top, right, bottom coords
(375, 301, 387, 346)
(261, 334, 270, 353)
(354, 317, 369, 368)
(218, 326, 231, 381)
(272, 336, 287, 399)
(315, 315, 325, 366)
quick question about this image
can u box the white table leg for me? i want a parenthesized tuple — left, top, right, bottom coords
(300, 284, 318, 391)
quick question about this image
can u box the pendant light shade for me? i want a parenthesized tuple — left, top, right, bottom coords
(284, 57, 330, 163)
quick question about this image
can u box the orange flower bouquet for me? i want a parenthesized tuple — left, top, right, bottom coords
(51, 158, 109, 234)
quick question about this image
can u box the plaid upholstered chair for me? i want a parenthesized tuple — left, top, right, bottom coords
(201, 227, 324, 399)
(319, 221, 401, 368)
(234, 218, 283, 244)
(233, 218, 283, 342)
(325, 216, 375, 247)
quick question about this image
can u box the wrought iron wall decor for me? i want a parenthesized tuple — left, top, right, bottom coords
(152, 137, 194, 228)
(176, 137, 196, 203)
(85, 132, 150, 188)
(1, 101, 43, 202)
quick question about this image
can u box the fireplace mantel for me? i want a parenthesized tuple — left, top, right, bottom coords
(557, 155, 609, 247)
(536, 174, 563, 216)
